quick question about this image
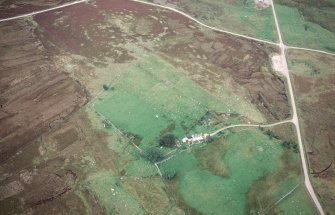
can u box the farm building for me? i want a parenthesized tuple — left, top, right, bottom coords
(181, 133, 209, 145)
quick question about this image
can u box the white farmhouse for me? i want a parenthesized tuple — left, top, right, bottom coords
(181, 133, 209, 145)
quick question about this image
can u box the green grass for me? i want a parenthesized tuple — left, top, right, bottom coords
(159, 129, 281, 214)
(83, 171, 144, 214)
(159, 128, 316, 214)
(125, 158, 158, 177)
(275, 4, 335, 51)
(271, 186, 318, 215)
(96, 91, 169, 144)
(287, 50, 335, 76)
(255, 8, 278, 41)
(161, 0, 277, 41)
(160, 152, 198, 177)
(94, 55, 237, 147)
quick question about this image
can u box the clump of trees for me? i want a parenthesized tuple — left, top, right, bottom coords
(206, 136, 214, 143)
(143, 147, 164, 163)
(125, 132, 142, 146)
(265, 130, 279, 140)
(310, 69, 320, 76)
(218, 131, 225, 136)
(159, 134, 177, 148)
(281, 140, 299, 153)
(103, 84, 109, 90)
(162, 168, 176, 180)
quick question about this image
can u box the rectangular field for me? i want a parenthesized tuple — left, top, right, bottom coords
(94, 54, 242, 147)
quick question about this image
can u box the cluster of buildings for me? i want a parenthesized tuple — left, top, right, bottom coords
(176, 133, 209, 147)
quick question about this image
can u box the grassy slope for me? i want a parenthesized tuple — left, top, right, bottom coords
(287, 50, 335, 76)
(274, 4, 335, 51)
(83, 172, 144, 214)
(272, 186, 317, 215)
(159, 128, 316, 214)
(94, 54, 259, 147)
(73, 109, 175, 214)
(153, 0, 277, 41)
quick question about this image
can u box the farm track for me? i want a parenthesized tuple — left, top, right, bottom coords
(156, 119, 292, 167)
(210, 120, 291, 136)
(0, 0, 330, 213)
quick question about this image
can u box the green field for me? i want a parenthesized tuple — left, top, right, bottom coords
(125, 158, 157, 177)
(94, 54, 256, 148)
(159, 128, 316, 214)
(271, 185, 317, 214)
(151, 0, 278, 41)
(274, 4, 335, 51)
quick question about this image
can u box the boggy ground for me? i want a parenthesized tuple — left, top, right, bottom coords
(288, 49, 335, 214)
(0, 19, 88, 163)
(0, 109, 120, 214)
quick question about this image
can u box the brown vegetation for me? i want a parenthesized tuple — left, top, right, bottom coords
(0, 0, 74, 19)
(32, 0, 290, 122)
(289, 50, 335, 213)
(0, 19, 88, 163)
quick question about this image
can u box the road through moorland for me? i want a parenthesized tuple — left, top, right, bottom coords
(0, 0, 87, 23)
(270, 1, 325, 214)
(129, 0, 335, 57)
(0, 0, 334, 57)
(129, 0, 278, 45)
